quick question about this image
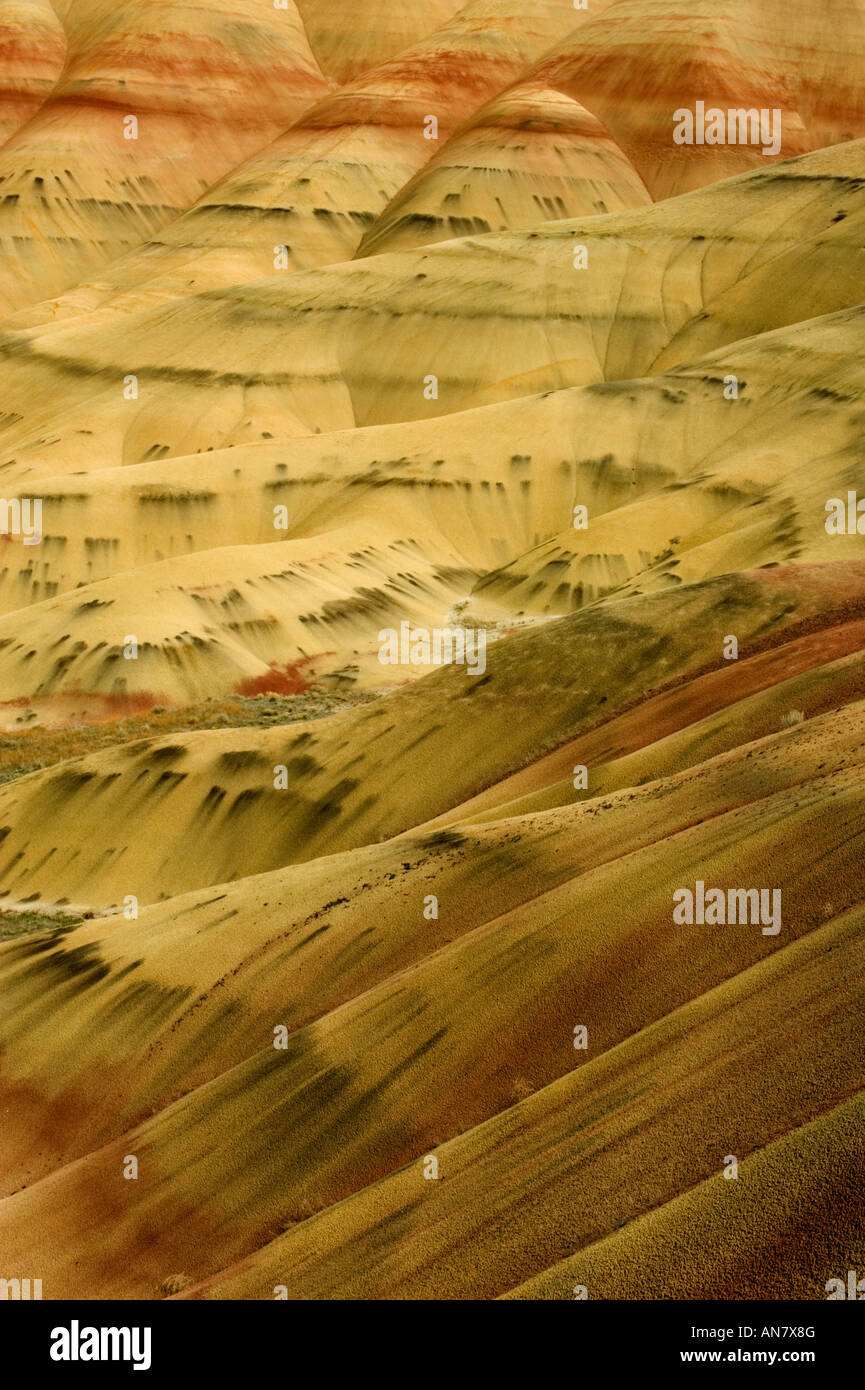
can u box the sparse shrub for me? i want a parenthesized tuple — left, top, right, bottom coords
(0, 907, 84, 939)
(159, 1273, 193, 1296)
(780, 709, 805, 728)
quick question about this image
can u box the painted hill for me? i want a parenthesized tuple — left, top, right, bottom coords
(0, 0, 330, 316)
(4, 136, 865, 499)
(2, 0, 584, 338)
(0, 0, 863, 1306)
(0, 0, 66, 148)
(0, 562, 862, 905)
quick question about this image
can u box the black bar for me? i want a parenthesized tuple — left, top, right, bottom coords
(5, 1298, 857, 1376)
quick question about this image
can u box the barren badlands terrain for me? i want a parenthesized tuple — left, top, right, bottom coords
(0, 0, 863, 1301)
